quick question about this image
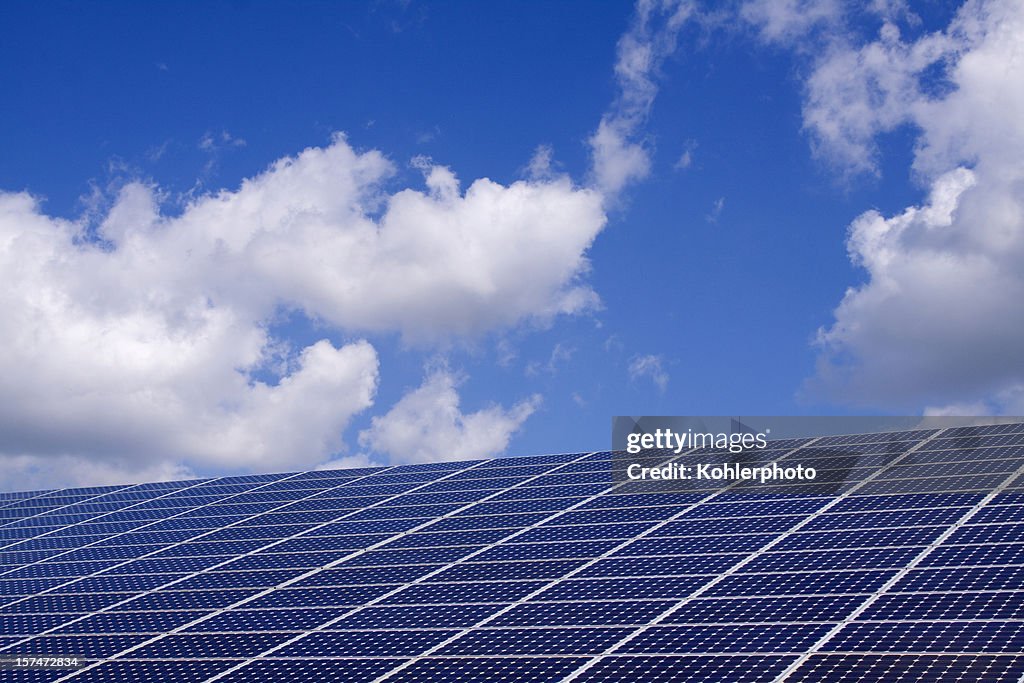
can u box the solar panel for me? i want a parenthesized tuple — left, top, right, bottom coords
(1, 426, 1023, 681)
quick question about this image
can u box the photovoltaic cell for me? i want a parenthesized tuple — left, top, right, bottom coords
(214, 659, 402, 683)
(577, 655, 794, 682)
(784, 654, 1024, 682)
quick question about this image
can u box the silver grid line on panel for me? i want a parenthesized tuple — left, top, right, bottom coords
(1, 426, 1022, 682)
(0, 476, 228, 569)
(366, 439, 823, 683)
(772, 455, 1024, 681)
(198, 451, 611, 681)
(0, 472, 323, 607)
(0, 484, 145, 532)
(0, 488, 66, 513)
(0, 466, 402, 656)
(50, 458, 512, 680)
(559, 426, 951, 682)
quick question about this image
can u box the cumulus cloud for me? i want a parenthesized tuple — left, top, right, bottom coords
(0, 0, 725, 488)
(151, 138, 603, 342)
(358, 369, 542, 465)
(590, 0, 694, 196)
(802, 23, 954, 176)
(741, 0, 956, 176)
(808, 0, 1024, 412)
(0, 133, 606, 487)
(629, 354, 669, 393)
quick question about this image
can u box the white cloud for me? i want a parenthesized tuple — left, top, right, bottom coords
(741, 0, 958, 177)
(547, 342, 576, 372)
(0, 133, 607, 487)
(526, 342, 576, 377)
(315, 453, 376, 471)
(0, 455, 195, 495)
(740, 0, 843, 45)
(801, 22, 954, 176)
(1, 0, 704, 488)
(923, 401, 992, 417)
(495, 338, 518, 368)
(674, 139, 697, 170)
(590, 119, 653, 197)
(189, 136, 604, 342)
(604, 335, 625, 353)
(527, 144, 556, 180)
(629, 354, 669, 393)
(926, 386, 1024, 417)
(868, 0, 918, 24)
(358, 369, 541, 465)
(809, 0, 1024, 412)
(590, 0, 694, 196)
(705, 195, 725, 223)
(199, 130, 247, 151)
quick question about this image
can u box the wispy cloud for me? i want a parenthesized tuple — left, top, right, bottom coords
(629, 354, 669, 393)
(674, 139, 698, 170)
(198, 130, 247, 151)
(705, 195, 725, 223)
(590, 0, 694, 196)
(527, 342, 577, 377)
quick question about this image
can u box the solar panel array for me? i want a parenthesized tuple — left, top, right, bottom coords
(1, 423, 1024, 682)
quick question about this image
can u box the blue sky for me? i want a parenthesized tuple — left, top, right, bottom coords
(2, 0, 1022, 489)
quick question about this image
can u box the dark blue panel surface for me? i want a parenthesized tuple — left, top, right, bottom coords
(384, 656, 589, 682)
(214, 657, 404, 683)
(621, 623, 834, 653)
(663, 595, 864, 624)
(489, 600, 670, 627)
(787, 654, 1024, 682)
(276, 629, 452, 657)
(438, 627, 631, 655)
(825, 621, 1024, 653)
(577, 655, 795, 682)
(1, 424, 1024, 682)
